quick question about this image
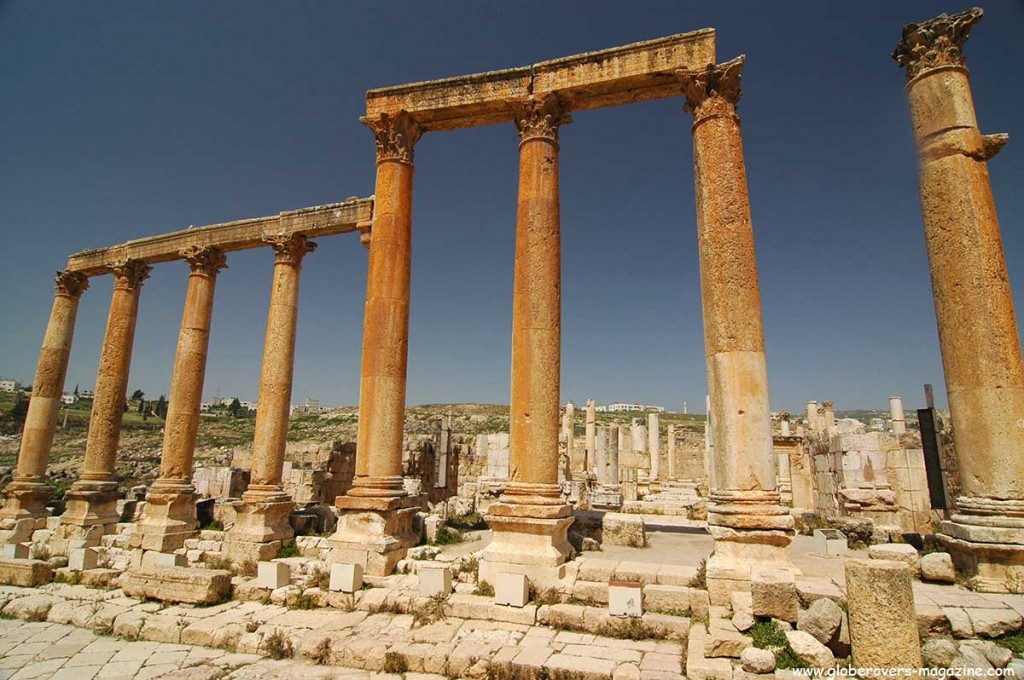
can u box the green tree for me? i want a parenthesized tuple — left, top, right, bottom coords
(228, 398, 242, 418)
(131, 389, 145, 402)
(156, 395, 168, 419)
(8, 394, 29, 433)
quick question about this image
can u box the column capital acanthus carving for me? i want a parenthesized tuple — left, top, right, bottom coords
(508, 94, 571, 145)
(109, 259, 152, 291)
(179, 245, 228, 277)
(363, 111, 422, 165)
(679, 56, 745, 124)
(893, 7, 982, 81)
(263, 233, 317, 266)
(54, 270, 89, 298)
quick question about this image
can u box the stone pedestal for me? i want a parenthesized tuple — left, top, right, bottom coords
(481, 493, 574, 589)
(894, 8, 1024, 592)
(61, 481, 120, 531)
(224, 487, 294, 562)
(2, 271, 89, 520)
(681, 58, 794, 604)
(328, 494, 422, 576)
(132, 481, 199, 552)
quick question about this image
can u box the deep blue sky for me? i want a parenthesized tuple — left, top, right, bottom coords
(1, 1, 1022, 414)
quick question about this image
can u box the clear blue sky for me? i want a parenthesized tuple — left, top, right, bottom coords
(1, 1, 1022, 414)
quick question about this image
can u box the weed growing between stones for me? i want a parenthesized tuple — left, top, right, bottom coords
(240, 559, 258, 577)
(430, 526, 464, 546)
(202, 554, 232, 571)
(530, 586, 562, 606)
(447, 512, 488, 531)
(690, 558, 707, 589)
(55, 570, 82, 585)
(277, 543, 300, 559)
(30, 544, 50, 561)
(996, 630, 1024, 656)
(311, 567, 331, 591)
(312, 637, 332, 665)
(264, 628, 293, 659)
(383, 651, 409, 673)
(291, 591, 319, 610)
(747, 619, 807, 670)
(474, 580, 495, 597)
(412, 593, 447, 627)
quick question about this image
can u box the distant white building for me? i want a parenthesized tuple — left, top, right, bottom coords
(60, 393, 78, 405)
(596, 402, 665, 414)
(0, 379, 20, 393)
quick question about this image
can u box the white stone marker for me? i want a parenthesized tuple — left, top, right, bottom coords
(68, 547, 98, 571)
(257, 561, 290, 589)
(608, 580, 643, 617)
(418, 563, 453, 597)
(813, 529, 847, 557)
(330, 563, 363, 593)
(1, 543, 30, 560)
(494, 572, 529, 607)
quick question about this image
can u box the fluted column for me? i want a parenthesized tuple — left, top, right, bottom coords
(1, 271, 89, 520)
(135, 247, 226, 551)
(481, 94, 573, 587)
(894, 8, 1024, 592)
(681, 58, 794, 603)
(62, 260, 151, 530)
(225, 235, 314, 562)
(329, 111, 423, 576)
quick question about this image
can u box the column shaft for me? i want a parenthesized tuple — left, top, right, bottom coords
(894, 8, 1024, 591)
(1, 271, 88, 519)
(63, 260, 150, 529)
(350, 113, 418, 498)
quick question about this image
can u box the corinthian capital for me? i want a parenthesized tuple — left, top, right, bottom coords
(680, 56, 744, 123)
(893, 7, 982, 81)
(508, 94, 571, 145)
(264, 234, 317, 267)
(179, 245, 228, 277)
(363, 111, 422, 165)
(54, 270, 89, 298)
(109, 259, 152, 291)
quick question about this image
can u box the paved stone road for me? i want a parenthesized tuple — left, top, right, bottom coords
(0, 620, 423, 680)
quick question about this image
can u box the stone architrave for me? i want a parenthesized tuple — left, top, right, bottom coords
(585, 398, 596, 472)
(481, 94, 574, 589)
(135, 247, 227, 552)
(330, 111, 423, 576)
(225, 235, 314, 562)
(667, 424, 677, 481)
(1, 271, 89, 520)
(62, 260, 151, 532)
(894, 8, 1024, 592)
(680, 58, 794, 604)
(648, 412, 660, 481)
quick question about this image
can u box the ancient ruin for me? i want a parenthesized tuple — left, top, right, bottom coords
(0, 8, 1021, 680)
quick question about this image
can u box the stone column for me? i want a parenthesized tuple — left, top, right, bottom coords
(648, 412, 660, 481)
(585, 398, 596, 473)
(135, 247, 226, 552)
(667, 424, 677, 481)
(62, 260, 151, 531)
(593, 426, 622, 509)
(482, 94, 573, 588)
(681, 58, 794, 604)
(780, 411, 791, 437)
(1, 271, 89, 520)
(806, 401, 818, 431)
(846, 559, 922, 670)
(822, 401, 835, 431)
(226, 235, 314, 562)
(564, 400, 582, 477)
(889, 396, 906, 435)
(330, 111, 423, 576)
(894, 8, 1024, 591)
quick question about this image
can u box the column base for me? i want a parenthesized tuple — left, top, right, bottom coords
(938, 505, 1024, 593)
(328, 493, 423, 576)
(131, 482, 199, 552)
(224, 486, 294, 563)
(481, 486, 575, 590)
(60, 480, 120, 531)
(0, 478, 52, 520)
(706, 490, 796, 605)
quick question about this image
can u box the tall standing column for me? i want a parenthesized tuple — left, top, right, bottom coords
(482, 94, 573, 588)
(1, 271, 89, 521)
(585, 398, 596, 473)
(62, 260, 151, 531)
(330, 111, 423, 576)
(135, 247, 226, 552)
(894, 8, 1024, 592)
(648, 412, 661, 481)
(806, 400, 818, 431)
(681, 58, 794, 604)
(225, 235, 314, 562)
(667, 423, 677, 481)
(593, 426, 623, 509)
(564, 400, 582, 477)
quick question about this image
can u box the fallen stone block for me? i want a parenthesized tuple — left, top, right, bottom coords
(122, 565, 231, 604)
(741, 646, 776, 674)
(965, 607, 1023, 638)
(786, 630, 834, 669)
(751, 566, 797, 622)
(920, 552, 956, 583)
(1, 594, 62, 621)
(688, 626, 734, 680)
(868, 543, 920, 575)
(705, 627, 753, 658)
(797, 597, 843, 645)
(0, 557, 52, 586)
(603, 513, 646, 547)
